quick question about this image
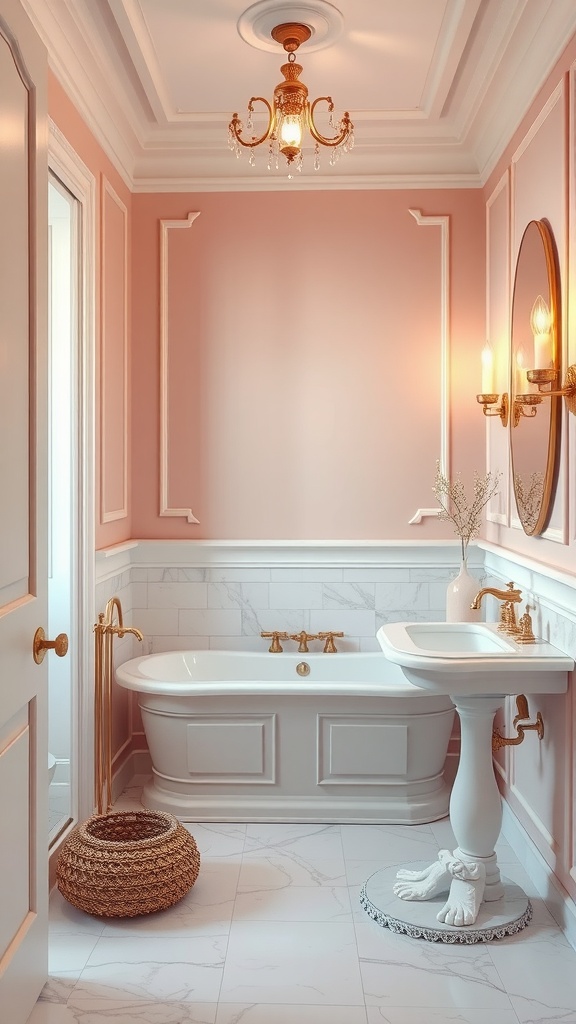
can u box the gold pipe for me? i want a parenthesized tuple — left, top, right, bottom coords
(94, 597, 143, 815)
(492, 694, 544, 751)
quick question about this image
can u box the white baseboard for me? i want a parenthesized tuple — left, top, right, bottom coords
(112, 749, 152, 803)
(501, 801, 576, 951)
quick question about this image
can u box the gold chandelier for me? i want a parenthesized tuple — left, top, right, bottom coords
(228, 22, 354, 173)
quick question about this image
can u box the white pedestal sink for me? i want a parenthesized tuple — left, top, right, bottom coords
(362, 622, 574, 942)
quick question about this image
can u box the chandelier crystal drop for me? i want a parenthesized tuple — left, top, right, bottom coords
(228, 22, 354, 173)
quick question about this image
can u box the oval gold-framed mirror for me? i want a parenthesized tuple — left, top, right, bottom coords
(510, 220, 560, 536)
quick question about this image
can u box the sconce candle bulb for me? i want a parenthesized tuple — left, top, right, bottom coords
(476, 340, 507, 424)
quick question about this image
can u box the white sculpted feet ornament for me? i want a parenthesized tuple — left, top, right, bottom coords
(436, 855, 486, 927)
(394, 849, 453, 901)
(395, 849, 490, 926)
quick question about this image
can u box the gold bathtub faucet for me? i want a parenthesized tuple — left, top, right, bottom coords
(261, 630, 289, 653)
(289, 630, 319, 653)
(318, 631, 344, 653)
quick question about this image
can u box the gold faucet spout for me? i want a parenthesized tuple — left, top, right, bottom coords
(119, 626, 144, 641)
(471, 582, 522, 611)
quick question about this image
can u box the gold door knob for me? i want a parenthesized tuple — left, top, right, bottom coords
(33, 627, 69, 665)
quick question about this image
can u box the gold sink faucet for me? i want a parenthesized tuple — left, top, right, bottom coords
(470, 581, 522, 611)
(471, 581, 523, 635)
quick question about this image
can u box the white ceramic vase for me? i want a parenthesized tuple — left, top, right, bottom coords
(446, 557, 481, 622)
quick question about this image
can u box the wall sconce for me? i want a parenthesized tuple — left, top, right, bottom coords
(526, 365, 576, 415)
(524, 295, 576, 415)
(476, 341, 508, 425)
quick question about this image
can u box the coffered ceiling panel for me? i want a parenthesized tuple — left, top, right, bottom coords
(22, 0, 576, 189)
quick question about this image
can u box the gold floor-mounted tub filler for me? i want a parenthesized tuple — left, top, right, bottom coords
(94, 597, 143, 815)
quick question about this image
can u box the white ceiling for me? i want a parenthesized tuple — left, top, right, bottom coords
(23, 0, 576, 190)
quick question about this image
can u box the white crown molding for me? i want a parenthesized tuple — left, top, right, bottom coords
(131, 171, 482, 194)
(473, 0, 576, 184)
(21, 0, 138, 188)
(21, 0, 576, 192)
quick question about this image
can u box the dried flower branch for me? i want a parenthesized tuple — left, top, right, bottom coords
(433, 461, 501, 559)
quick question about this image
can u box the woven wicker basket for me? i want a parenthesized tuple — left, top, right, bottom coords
(56, 809, 200, 917)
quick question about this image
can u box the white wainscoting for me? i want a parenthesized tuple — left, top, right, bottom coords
(95, 538, 576, 940)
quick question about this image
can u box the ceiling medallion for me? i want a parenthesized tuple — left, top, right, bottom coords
(237, 0, 344, 53)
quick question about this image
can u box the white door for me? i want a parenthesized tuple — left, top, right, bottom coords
(0, 1, 52, 1020)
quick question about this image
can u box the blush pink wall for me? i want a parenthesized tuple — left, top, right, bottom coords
(48, 74, 132, 549)
(131, 189, 485, 540)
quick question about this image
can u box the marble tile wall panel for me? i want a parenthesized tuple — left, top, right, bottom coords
(127, 562, 478, 653)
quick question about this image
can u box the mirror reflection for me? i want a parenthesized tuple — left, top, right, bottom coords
(510, 220, 560, 536)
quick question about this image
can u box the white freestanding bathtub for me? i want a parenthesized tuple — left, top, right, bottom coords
(116, 650, 455, 824)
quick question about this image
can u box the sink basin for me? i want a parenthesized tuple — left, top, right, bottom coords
(397, 622, 515, 655)
(377, 622, 573, 695)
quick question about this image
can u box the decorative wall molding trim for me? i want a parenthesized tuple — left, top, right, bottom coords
(159, 212, 201, 525)
(480, 541, 576, 625)
(100, 176, 128, 523)
(508, 781, 556, 851)
(407, 209, 449, 524)
(485, 169, 510, 527)
(510, 80, 565, 202)
(95, 538, 481, 582)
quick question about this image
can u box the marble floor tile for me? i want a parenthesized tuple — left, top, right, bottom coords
(30, 801, 576, 1024)
(238, 828, 347, 890)
(355, 921, 514, 1010)
(215, 1005, 369, 1023)
(220, 920, 364, 1005)
(365, 1010, 521, 1024)
(72, 934, 227, 1003)
(48, 931, 102, 973)
(340, 823, 437, 863)
(29, 1001, 218, 1023)
(487, 929, 576, 1022)
(185, 822, 247, 859)
(39, 972, 83, 1005)
(232, 884, 353, 922)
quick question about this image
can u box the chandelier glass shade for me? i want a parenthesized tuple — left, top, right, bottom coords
(228, 23, 354, 173)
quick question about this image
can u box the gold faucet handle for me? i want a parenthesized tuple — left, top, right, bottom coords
(318, 631, 344, 653)
(261, 630, 288, 653)
(515, 604, 536, 644)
